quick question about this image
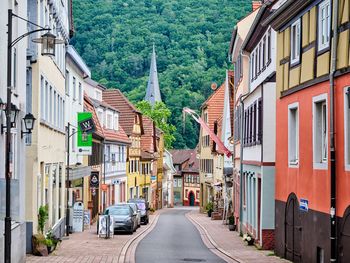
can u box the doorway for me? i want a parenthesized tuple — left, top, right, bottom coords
(189, 191, 195, 206)
(285, 193, 302, 262)
(340, 206, 350, 262)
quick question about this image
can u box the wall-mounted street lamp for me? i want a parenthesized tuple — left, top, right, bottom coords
(21, 113, 36, 138)
(4, 9, 64, 263)
(33, 31, 65, 56)
(1, 103, 20, 133)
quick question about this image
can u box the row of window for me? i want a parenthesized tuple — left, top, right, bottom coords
(65, 70, 83, 104)
(250, 29, 272, 82)
(184, 174, 200, 184)
(105, 145, 126, 163)
(200, 159, 213, 174)
(288, 95, 327, 167)
(97, 108, 119, 131)
(129, 159, 140, 173)
(40, 0, 66, 73)
(202, 135, 210, 147)
(173, 178, 182, 187)
(290, 0, 330, 65)
(40, 75, 65, 131)
(242, 99, 263, 147)
(141, 163, 151, 175)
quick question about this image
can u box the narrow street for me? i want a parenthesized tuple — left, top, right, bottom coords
(136, 208, 226, 263)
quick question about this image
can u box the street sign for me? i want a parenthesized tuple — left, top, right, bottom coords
(77, 112, 94, 155)
(72, 202, 84, 232)
(90, 172, 99, 188)
(300, 198, 309, 212)
(84, 210, 91, 229)
(98, 215, 114, 238)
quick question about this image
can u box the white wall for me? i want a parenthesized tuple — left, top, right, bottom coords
(262, 82, 276, 162)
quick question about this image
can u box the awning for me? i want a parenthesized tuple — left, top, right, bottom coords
(68, 165, 91, 181)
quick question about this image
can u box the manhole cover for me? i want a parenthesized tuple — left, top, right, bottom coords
(182, 259, 206, 262)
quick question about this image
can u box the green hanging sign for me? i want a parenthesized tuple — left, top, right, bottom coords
(77, 112, 94, 155)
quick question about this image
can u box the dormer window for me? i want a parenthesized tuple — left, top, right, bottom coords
(95, 89, 102, 101)
(318, 0, 331, 51)
(290, 19, 301, 65)
(114, 113, 119, 131)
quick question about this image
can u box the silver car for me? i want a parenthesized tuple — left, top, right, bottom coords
(128, 203, 141, 228)
(103, 205, 136, 234)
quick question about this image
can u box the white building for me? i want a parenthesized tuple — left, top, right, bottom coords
(65, 45, 92, 211)
(85, 79, 130, 209)
(239, 5, 277, 249)
(0, 1, 28, 262)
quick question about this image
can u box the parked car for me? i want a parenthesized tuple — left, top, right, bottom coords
(101, 205, 137, 234)
(128, 199, 149, 224)
(127, 203, 141, 228)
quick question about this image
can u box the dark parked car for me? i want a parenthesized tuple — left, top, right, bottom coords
(128, 199, 149, 224)
(103, 205, 137, 234)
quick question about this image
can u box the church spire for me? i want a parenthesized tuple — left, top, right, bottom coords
(145, 44, 162, 106)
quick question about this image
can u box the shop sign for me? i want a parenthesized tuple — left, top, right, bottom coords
(77, 112, 94, 155)
(90, 172, 99, 188)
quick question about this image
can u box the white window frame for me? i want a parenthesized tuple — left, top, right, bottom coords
(290, 19, 301, 65)
(106, 112, 113, 129)
(114, 113, 119, 131)
(344, 87, 350, 170)
(313, 93, 328, 169)
(288, 102, 299, 167)
(318, 0, 331, 51)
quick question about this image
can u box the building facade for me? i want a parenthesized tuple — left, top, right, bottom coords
(239, 3, 276, 249)
(269, 0, 350, 261)
(103, 89, 144, 202)
(0, 0, 29, 261)
(25, 0, 70, 253)
(229, 8, 259, 227)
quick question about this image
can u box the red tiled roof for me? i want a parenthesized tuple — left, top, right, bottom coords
(169, 149, 194, 164)
(84, 95, 104, 139)
(141, 116, 154, 153)
(103, 127, 131, 144)
(182, 150, 199, 173)
(201, 83, 225, 130)
(102, 89, 140, 136)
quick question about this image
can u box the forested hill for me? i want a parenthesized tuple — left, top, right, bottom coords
(71, 0, 252, 149)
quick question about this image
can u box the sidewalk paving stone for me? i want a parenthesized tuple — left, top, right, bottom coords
(188, 210, 289, 263)
(26, 214, 156, 263)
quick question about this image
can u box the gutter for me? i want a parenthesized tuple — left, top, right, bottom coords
(329, 0, 339, 261)
(239, 91, 250, 233)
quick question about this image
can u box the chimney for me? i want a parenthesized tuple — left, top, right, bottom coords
(252, 1, 262, 11)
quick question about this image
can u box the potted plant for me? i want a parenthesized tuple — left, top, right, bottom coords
(228, 215, 236, 231)
(242, 233, 255, 246)
(32, 205, 49, 256)
(45, 230, 60, 254)
(206, 202, 213, 217)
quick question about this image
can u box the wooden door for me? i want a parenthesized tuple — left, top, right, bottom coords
(285, 194, 302, 262)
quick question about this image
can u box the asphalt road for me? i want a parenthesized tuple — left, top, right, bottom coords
(135, 208, 227, 263)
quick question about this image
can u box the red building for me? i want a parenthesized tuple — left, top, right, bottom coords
(170, 149, 200, 206)
(270, 0, 350, 261)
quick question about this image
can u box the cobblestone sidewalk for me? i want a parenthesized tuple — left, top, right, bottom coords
(187, 210, 289, 263)
(26, 214, 156, 263)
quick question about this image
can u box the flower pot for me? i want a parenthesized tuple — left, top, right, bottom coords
(228, 224, 236, 231)
(246, 238, 254, 246)
(207, 210, 212, 217)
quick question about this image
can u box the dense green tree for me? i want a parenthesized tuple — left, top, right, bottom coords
(136, 101, 176, 149)
(71, 0, 252, 148)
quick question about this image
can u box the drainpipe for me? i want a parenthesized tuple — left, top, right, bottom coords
(330, 0, 339, 261)
(239, 92, 249, 232)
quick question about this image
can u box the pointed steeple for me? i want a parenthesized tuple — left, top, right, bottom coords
(145, 44, 162, 106)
